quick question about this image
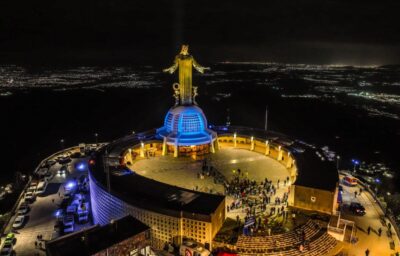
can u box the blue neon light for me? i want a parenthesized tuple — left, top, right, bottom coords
(76, 162, 86, 171)
(66, 181, 76, 189)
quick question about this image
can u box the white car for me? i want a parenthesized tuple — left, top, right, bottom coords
(17, 203, 29, 215)
(0, 243, 13, 256)
(25, 191, 36, 202)
(27, 186, 36, 194)
(12, 215, 25, 229)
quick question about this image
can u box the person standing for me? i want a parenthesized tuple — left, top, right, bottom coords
(367, 226, 371, 235)
(365, 248, 370, 256)
(378, 227, 382, 237)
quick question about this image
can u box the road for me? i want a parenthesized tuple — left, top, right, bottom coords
(340, 175, 400, 256)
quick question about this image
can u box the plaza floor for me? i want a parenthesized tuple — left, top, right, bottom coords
(131, 147, 292, 221)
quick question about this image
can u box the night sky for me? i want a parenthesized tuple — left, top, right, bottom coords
(1, 0, 399, 65)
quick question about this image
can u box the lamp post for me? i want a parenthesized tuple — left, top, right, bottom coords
(60, 139, 65, 149)
(94, 133, 98, 144)
(351, 159, 359, 173)
(336, 155, 340, 171)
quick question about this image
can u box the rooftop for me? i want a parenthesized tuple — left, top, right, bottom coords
(46, 215, 149, 256)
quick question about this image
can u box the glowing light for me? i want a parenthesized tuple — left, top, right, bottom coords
(54, 209, 63, 218)
(265, 140, 269, 145)
(76, 162, 86, 171)
(66, 181, 76, 190)
(233, 133, 237, 139)
(251, 136, 254, 141)
(141, 142, 144, 148)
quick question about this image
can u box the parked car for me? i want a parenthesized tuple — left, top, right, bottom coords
(78, 212, 89, 223)
(0, 243, 13, 256)
(58, 165, 68, 176)
(70, 152, 82, 158)
(349, 202, 366, 215)
(47, 159, 57, 166)
(67, 205, 77, 215)
(58, 156, 71, 164)
(36, 181, 48, 195)
(4, 233, 15, 245)
(17, 203, 30, 215)
(63, 223, 74, 234)
(27, 186, 36, 195)
(63, 214, 74, 226)
(24, 191, 36, 203)
(12, 215, 25, 229)
(44, 172, 54, 182)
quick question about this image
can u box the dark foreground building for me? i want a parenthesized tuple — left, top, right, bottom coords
(46, 215, 151, 256)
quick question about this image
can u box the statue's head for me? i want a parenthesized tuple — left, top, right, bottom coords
(180, 45, 189, 55)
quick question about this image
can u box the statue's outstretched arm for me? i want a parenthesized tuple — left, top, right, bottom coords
(163, 58, 179, 74)
(193, 58, 210, 74)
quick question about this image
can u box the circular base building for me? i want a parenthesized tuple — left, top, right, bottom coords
(88, 47, 340, 252)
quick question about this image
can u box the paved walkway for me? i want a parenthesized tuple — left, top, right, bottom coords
(340, 177, 400, 255)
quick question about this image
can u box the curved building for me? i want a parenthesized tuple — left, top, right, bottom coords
(88, 46, 339, 251)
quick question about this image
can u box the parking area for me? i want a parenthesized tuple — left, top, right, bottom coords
(0, 150, 92, 256)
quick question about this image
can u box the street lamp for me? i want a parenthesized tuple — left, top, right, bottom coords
(351, 159, 359, 173)
(336, 155, 340, 171)
(60, 139, 65, 149)
(94, 133, 98, 144)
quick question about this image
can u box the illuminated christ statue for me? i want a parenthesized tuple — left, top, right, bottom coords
(163, 45, 209, 105)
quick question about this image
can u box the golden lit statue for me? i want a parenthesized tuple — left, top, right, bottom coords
(163, 45, 209, 105)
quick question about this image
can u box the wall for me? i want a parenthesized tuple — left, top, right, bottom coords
(89, 172, 222, 250)
(290, 185, 337, 214)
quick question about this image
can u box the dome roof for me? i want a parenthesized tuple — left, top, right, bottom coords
(163, 105, 207, 134)
(157, 105, 216, 146)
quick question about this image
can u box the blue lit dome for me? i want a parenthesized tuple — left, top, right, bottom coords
(157, 105, 217, 146)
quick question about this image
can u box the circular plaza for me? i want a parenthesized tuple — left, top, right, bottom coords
(131, 148, 289, 193)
